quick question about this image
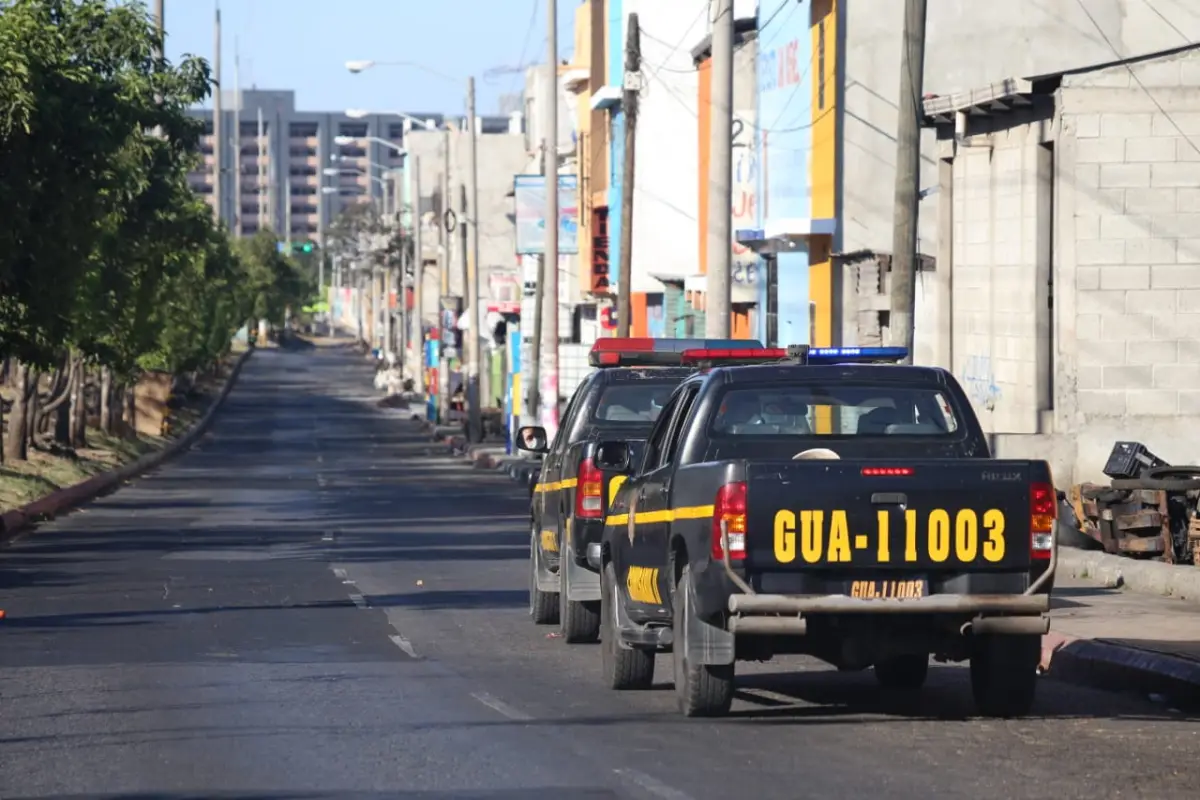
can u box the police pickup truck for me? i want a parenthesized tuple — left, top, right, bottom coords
(592, 345, 1056, 719)
(515, 338, 770, 643)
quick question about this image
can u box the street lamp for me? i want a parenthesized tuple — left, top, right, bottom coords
(345, 108, 442, 131)
(344, 59, 459, 84)
(335, 133, 408, 155)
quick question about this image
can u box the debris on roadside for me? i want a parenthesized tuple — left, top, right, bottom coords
(1069, 441, 1200, 565)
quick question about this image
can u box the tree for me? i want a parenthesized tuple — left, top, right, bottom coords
(0, 1, 272, 462)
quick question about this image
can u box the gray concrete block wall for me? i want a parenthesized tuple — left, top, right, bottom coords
(949, 137, 1044, 435)
(1064, 49, 1200, 455)
(841, 0, 1200, 262)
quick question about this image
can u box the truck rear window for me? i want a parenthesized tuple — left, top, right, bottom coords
(711, 384, 959, 436)
(592, 384, 676, 423)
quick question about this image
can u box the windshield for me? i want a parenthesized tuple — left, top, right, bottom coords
(710, 384, 959, 437)
(592, 383, 676, 423)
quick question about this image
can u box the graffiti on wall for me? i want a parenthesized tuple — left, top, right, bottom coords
(962, 355, 1002, 411)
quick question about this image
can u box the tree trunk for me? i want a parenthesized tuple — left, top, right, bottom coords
(68, 356, 86, 449)
(122, 382, 137, 438)
(37, 362, 73, 438)
(4, 361, 30, 461)
(24, 367, 40, 448)
(99, 367, 114, 435)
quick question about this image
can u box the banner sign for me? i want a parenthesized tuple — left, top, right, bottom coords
(514, 175, 580, 256)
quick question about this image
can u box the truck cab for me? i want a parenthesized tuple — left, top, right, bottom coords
(515, 337, 768, 643)
(594, 345, 1057, 719)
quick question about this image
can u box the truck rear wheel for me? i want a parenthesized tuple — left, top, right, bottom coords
(672, 565, 734, 717)
(970, 634, 1040, 718)
(560, 557, 600, 643)
(601, 562, 654, 689)
(873, 654, 929, 690)
(528, 527, 558, 625)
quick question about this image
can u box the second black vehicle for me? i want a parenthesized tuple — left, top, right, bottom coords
(515, 337, 769, 642)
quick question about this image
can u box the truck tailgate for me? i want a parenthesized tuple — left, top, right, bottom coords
(743, 460, 1047, 580)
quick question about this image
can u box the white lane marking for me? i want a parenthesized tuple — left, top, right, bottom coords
(332, 568, 347, 579)
(613, 768, 695, 800)
(348, 593, 367, 608)
(389, 633, 419, 659)
(470, 692, 532, 721)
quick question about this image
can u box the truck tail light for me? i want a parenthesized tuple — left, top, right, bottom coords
(712, 481, 748, 561)
(575, 457, 605, 519)
(1030, 481, 1056, 559)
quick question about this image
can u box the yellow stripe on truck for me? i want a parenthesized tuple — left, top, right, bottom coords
(533, 477, 578, 494)
(604, 504, 715, 527)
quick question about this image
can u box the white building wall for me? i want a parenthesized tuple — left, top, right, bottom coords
(628, 0, 708, 293)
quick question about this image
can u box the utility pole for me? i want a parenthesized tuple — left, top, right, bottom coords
(232, 39, 242, 237)
(151, 0, 164, 138)
(411, 156, 425, 396)
(888, 0, 928, 362)
(616, 13, 640, 338)
(212, 5, 222, 225)
(465, 77, 483, 443)
(527, 142, 547, 423)
(458, 181, 470, 427)
(705, 0, 734, 338)
(154, 0, 164, 51)
(439, 132, 453, 424)
(542, 0, 560, 430)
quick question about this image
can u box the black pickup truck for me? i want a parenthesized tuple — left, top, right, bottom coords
(515, 337, 767, 643)
(592, 345, 1057, 719)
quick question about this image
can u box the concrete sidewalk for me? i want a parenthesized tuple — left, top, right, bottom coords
(1045, 572, 1200, 708)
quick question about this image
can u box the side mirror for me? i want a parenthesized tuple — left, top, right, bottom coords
(594, 440, 632, 473)
(516, 425, 549, 454)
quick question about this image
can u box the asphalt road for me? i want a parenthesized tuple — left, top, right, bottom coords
(2, 345, 1198, 800)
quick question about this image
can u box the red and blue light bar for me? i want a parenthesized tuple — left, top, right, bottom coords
(589, 337, 766, 368)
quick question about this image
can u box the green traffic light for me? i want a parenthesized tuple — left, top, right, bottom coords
(302, 242, 313, 253)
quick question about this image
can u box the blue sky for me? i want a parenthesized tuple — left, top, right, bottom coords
(161, 0, 576, 116)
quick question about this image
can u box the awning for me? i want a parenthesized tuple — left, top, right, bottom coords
(737, 218, 838, 254)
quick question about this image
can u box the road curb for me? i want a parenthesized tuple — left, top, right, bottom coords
(1058, 546, 1200, 602)
(1042, 629, 1200, 709)
(0, 349, 253, 544)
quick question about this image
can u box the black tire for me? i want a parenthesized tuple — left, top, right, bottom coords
(970, 634, 1040, 718)
(528, 527, 559, 625)
(600, 562, 655, 690)
(560, 551, 601, 643)
(672, 565, 734, 717)
(873, 654, 929, 690)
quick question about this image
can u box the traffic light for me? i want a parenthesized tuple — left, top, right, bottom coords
(301, 241, 314, 253)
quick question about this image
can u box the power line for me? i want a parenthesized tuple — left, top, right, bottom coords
(638, 52, 828, 140)
(507, 0, 540, 94)
(1074, 0, 1200, 157)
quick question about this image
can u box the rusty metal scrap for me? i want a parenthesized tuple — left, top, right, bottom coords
(1069, 442, 1200, 565)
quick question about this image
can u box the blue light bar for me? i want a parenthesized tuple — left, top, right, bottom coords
(788, 345, 909, 365)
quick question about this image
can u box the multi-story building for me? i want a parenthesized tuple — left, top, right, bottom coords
(187, 89, 515, 245)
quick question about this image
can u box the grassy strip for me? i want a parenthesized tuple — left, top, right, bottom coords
(0, 355, 235, 514)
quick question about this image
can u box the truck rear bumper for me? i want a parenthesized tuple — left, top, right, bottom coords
(727, 594, 1050, 636)
(715, 522, 1056, 639)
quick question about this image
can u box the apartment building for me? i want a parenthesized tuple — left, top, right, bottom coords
(188, 89, 515, 244)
